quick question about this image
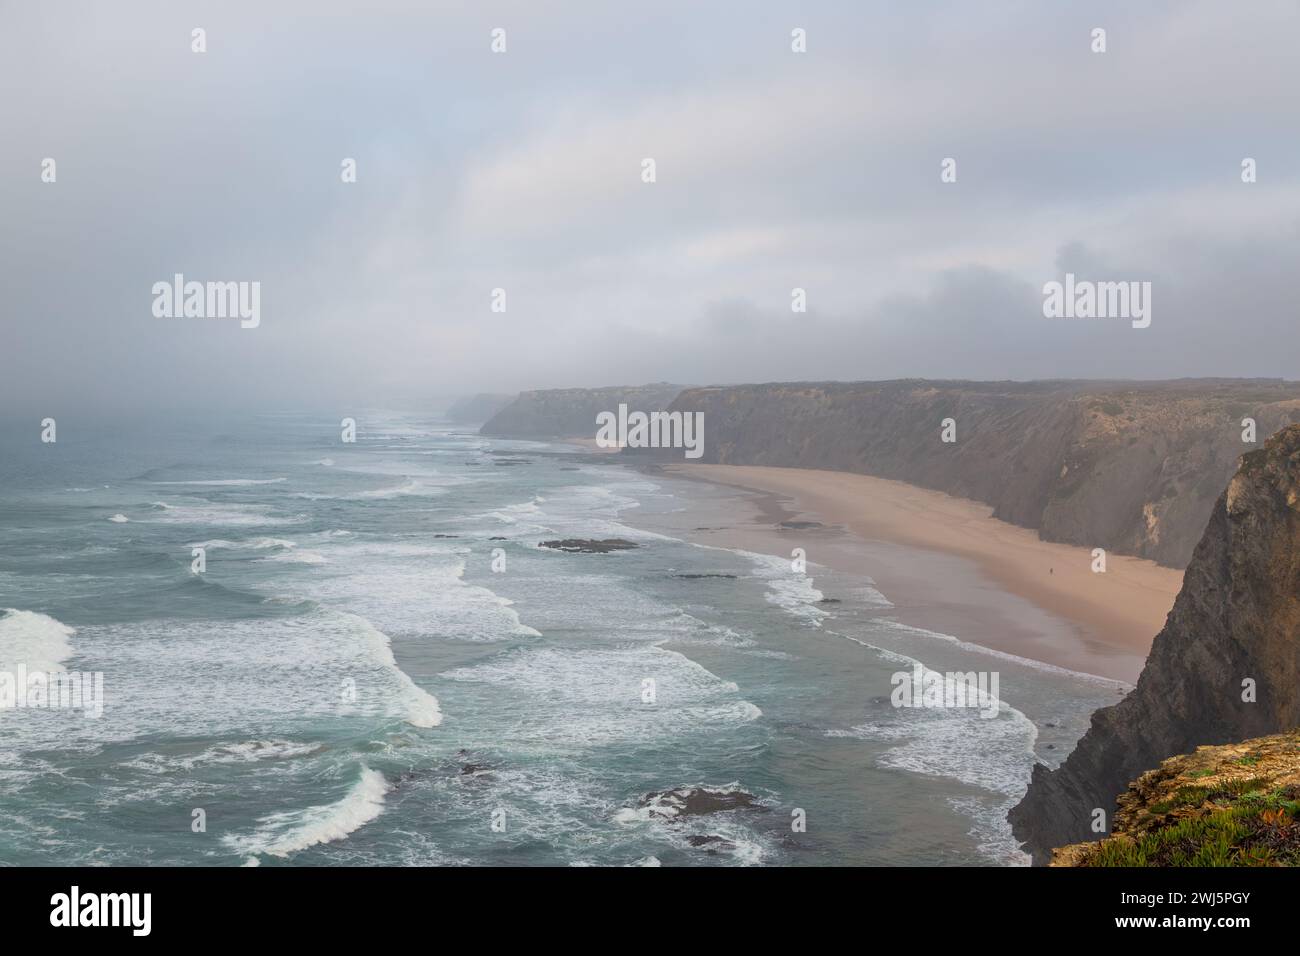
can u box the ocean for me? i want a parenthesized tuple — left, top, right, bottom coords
(0, 412, 1124, 866)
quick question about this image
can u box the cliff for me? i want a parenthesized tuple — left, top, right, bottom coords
(668, 379, 1300, 567)
(1052, 731, 1300, 866)
(480, 383, 685, 439)
(1009, 423, 1300, 863)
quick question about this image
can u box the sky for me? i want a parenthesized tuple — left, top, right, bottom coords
(1, 0, 1297, 416)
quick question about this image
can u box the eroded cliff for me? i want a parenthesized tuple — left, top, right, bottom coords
(668, 379, 1300, 567)
(1010, 423, 1300, 863)
(480, 383, 685, 439)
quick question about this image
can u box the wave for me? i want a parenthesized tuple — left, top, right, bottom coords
(440, 644, 759, 750)
(300, 544, 540, 642)
(875, 619, 1130, 688)
(224, 766, 389, 859)
(337, 612, 443, 728)
(0, 609, 75, 672)
(260, 550, 328, 565)
(125, 739, 323, 774)
(292, 477, 447, 501)
(60, 608, 441, 736)
(737, 549, 828, 626)
(108, 514, 129, 523)
(191, 537, 297, 552)
(152, 478, 286, 486)
(148, 501, 303, 527)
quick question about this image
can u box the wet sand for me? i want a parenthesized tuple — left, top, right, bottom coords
(649, 464, 1184, 683)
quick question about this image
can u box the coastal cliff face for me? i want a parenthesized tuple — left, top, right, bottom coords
(480, 383, 684, 439)
(1051, 731, 1300, 866)
(1009, 424, 1300, 864)
(668, 379, 1300, 568)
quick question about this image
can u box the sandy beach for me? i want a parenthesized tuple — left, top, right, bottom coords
(653, 464, 1185, 683)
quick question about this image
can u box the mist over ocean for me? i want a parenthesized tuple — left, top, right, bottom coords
(0, 413, 1125, 866)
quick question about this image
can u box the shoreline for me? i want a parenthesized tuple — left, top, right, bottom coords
(643, 463, 1184, 683)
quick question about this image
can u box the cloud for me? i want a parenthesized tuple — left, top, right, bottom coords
(1, 0, 1296, 416)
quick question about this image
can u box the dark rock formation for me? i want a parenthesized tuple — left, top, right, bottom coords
(686, 834, 736, 851)
(637, 785, 763, 819)
(1009, 424, 1300, 863)
(480, 383, 685, 439)
(538, 538, 639, 553)
(669, 379, 1300, 567)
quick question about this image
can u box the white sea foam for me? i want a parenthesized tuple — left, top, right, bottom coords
(292, 477, 450, 501)
(611, 782, 772, 865)
(301, 542, 540, 642)
(224, 766, 389, 859)
(337, 612, 443, 727)
(260, 550, 328, 565)
(191, 537, 297, 552)
(737, 549, 827, 626)
(125, 739, 323, 774)
(441, 644, 759, 750)
(148, 501, 300, 527)
(949, 795, 1031, 866)
(0, 609, 75, 672)
(60, 609, 441, 736)
(152, 478, 286, 486)
(875, 619, 1130, 688)
(823, 635, 1037, 797)
(828, 705, 1036, 796)
(108, 514, 128, 523)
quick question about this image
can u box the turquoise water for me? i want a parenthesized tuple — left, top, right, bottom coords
(0, 413, 1121, 865)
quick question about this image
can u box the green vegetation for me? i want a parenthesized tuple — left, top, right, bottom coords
(1084, 785, 1300, 867)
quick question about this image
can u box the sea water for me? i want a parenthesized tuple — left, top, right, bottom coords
(0, 412, 1121, 866)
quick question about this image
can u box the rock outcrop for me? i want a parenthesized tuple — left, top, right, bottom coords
(1009, 424, 1300, 863)
(1052, 731, 1300, 866)
(669, 379, 1300, 567)
(480, 383, 685, 439)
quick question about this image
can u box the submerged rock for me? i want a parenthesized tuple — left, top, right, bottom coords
(538, 538, 639, 554)
(637, 785, 763, 820)
(686, 834, 737, 853)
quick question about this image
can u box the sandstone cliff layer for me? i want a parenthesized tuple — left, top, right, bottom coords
(1010, 423, 1300, 863)
(668, 379, 1300, 567)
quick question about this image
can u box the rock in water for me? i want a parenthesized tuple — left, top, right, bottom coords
(637, 785, 762, 819)
(1009, 424, 1300, 864)
(538, 538, 639, 554)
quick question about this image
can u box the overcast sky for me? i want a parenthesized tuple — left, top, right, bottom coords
(2, 0, 1297, 416)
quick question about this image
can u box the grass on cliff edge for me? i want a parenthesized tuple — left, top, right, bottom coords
(1084, 785, 1300, 867)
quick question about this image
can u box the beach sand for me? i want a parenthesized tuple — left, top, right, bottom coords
(651, 464, 1184, 683)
